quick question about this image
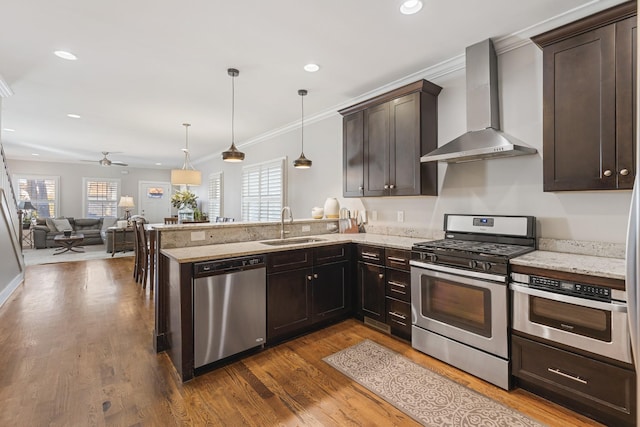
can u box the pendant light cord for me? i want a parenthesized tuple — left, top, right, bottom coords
(231, 74, 235, 145)
(301, 92, 304, 153)
(182, 123, 193, 170)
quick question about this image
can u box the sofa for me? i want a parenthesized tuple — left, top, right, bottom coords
(33, 217, 106, 249)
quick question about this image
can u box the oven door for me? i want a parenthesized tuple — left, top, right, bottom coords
(510, 282, 631, 364)
(410, 262, 508, 359)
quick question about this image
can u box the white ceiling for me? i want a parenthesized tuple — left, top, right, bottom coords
(0, 0, 628, 169)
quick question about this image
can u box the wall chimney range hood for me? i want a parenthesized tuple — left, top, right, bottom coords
(421, 39, 537, 163)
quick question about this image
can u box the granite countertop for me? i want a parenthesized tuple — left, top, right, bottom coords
(160, 233, 426, 263)
(510, 250, 626, 281)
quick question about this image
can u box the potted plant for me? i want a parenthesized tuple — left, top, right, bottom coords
(171, 190, 198, 222)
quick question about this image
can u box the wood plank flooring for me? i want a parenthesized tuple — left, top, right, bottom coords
(0, 258, 604, 426)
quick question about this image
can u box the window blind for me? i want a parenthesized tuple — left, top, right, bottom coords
(241, 158, 285, 222)
(84, 178, 120, 218)
(208, 172, 223, 219)
(14, 175, 59, 218)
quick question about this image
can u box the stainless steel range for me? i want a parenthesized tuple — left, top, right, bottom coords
(410, 214, 536, 389)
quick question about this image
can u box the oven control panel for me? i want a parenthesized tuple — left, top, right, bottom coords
(530, 276, 611, 302)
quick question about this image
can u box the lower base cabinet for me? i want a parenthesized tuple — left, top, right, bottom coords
(267, 245, 351, 343)
(512, 334, 636, 427)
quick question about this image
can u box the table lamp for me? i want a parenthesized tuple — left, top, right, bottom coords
(118, 196, 135, 226)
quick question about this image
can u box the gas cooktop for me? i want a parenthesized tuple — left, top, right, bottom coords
(413, 239, 535, 259)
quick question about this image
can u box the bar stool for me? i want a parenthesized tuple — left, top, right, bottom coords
(135, 219, 151, 289)
(164, 217, 178, 224)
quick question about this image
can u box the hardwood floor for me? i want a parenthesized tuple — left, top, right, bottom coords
(0, 258, 604, 426)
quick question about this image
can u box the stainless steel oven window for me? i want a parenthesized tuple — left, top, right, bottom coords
(420, 274, 492, 338)
(530, 296, 612, 342)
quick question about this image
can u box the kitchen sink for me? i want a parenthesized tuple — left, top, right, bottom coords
(259, 237, 326, 246)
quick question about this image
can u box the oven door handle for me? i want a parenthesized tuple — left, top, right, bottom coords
(509, 283, 627, 313)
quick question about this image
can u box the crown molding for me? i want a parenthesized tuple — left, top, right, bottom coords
(193, 0, 629, 166)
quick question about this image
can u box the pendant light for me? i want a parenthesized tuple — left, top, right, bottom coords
(222, 68, 245, 162)
(293, 89, 312, 169)
(171, 123, 202, 186)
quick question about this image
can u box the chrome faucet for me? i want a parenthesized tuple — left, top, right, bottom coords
(280, 206, 293, 239)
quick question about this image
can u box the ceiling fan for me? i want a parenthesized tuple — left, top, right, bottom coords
(83, 151, 128, 167)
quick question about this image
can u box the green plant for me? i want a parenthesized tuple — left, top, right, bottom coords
(171, 189, 198, 209)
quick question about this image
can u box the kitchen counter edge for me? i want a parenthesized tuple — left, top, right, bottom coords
(511, 250, 625, 281)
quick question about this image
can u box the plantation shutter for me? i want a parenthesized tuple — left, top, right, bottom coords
(84, 178, 120, 218)
(241, 158, 285, 222)
(14, 175, 59, 218)
(208, 172, 223, 219)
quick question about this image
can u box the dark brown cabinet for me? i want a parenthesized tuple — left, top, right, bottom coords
(533, 1, 636, 191)
(267, 245, 350, 343)
(384, 248, 411, 340)
(340, 80, 441, 197)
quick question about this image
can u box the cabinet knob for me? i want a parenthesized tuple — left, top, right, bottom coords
(307, 275, 313, 281)
(389, 184, 395, 189)
(313, 273, 318, 279)
(603, 170, 612, 177)
(384, 184, 389, 189)
(620, 169, 629, 176)
(378, 273, 384, 279)
(358, 186, 364, 191)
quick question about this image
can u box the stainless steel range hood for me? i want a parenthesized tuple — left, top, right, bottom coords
(421, 39, 537, 163)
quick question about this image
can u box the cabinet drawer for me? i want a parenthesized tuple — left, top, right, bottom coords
(386, 297, 411, 340)
(512, 334, 635, 426)
(385, 269, 410, 303)
(385, 248, 410, 271)
(357, 245, 384, 265)
(314, 244, 349, 265)
(267, 249, 313, 273)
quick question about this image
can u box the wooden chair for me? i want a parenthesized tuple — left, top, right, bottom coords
(132, 220, 140, 282)
(164, 217, 178, 224)
(135, 219, 151, 290)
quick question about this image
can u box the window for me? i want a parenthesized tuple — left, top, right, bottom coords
(13, 175, 59, 218)
(208, 172, 223, 219)
(241, 157, 286, 222)
(83, 178, 120, 218)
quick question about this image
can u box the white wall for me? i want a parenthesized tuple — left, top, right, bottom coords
(194, 42, 632, 244)
(7, 159, 171, 218)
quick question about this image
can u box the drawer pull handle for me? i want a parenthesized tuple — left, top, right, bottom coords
(390, 288, 406, 295)
(388, 281, 406, 288)
(391, 319, 407, 326)
(389, 311, 406, 320)
(387, 256, 407, 264)
(361, 252, 380, 260)
(547, 368, 587, 385)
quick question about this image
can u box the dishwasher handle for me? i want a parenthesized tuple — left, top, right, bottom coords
(194, 255, 266, 277)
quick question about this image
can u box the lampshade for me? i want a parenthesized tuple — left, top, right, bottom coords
(222, 68, 245, 162)
(118, 196, 135, 208)
(293, 89, 312, 169)
(171, 123, 202, 186)
(18, 200, 35, 210)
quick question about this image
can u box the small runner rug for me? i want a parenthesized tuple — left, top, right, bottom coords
(323, 339, 545, 427)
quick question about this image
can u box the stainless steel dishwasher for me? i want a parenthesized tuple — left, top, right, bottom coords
(193, 254, 266, 369)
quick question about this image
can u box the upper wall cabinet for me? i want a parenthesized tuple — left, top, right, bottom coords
(339, 80, 442, 197)
(532, 1, 636, 192)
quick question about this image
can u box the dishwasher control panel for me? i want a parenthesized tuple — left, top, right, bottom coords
(194, 255, 266, 277)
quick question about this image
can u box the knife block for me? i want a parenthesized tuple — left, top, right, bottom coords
(339, 218, 359, 234)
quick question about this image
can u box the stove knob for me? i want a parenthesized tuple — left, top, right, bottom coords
(428, 254, 438, 263)
(481, 262, 492, 271)
(468, 260, 477, 269)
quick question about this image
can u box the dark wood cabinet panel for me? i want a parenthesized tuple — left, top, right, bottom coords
(385, 248, 410, 271)
(267, 248, 313, 273)
(357, 244, 384, 265)
(512, 334, 635, 427)
(343, 111, 365, 197)
(267, 268, 313, 341)
(312, 261, 350, 321)
(314, 244, 349, 265)
(340, 80, 441, 198)
(386, 297, 411, 340)
(385, 268, 410, 303)
(357, 262, 386, 323)
(533, 1, 636, 191)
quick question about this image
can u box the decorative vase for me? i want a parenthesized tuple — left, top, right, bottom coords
(178, 204, 194, 223)
(311, 207, 324, 219)
(323, 197, 340, 219)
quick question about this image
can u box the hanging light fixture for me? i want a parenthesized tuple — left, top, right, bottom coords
(293, 89, 312, 169)
(171, 123, 202, 186)
(222, 68, 245, 162)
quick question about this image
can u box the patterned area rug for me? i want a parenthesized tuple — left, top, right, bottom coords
(324, 340, 545, 427)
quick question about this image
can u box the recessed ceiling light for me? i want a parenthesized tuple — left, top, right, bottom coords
(400, 0, 423, 15)
(3, 128, 15, 132)
(155, 162, 162, 166)
(304, 63, 320, 72)
(31, 153, 39, 156)
(54, 50, 77, 60)
(67, 113, 81, 119)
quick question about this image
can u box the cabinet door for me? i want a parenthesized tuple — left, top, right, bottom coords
(364, 102, 390, 196)
(542, 25, 617, 191)
(615, 15, 637, 190)
(312, 261, 351, 322)
(357, 262, 386, 323)
(389, 93, 421, 196)
(343, 112, 365, 197)
(266, 268, 313, 342)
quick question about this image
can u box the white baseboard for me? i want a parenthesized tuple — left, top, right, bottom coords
(0, 273, 24, 309)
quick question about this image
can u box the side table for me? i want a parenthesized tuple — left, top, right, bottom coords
(108, 226, 135, 257)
